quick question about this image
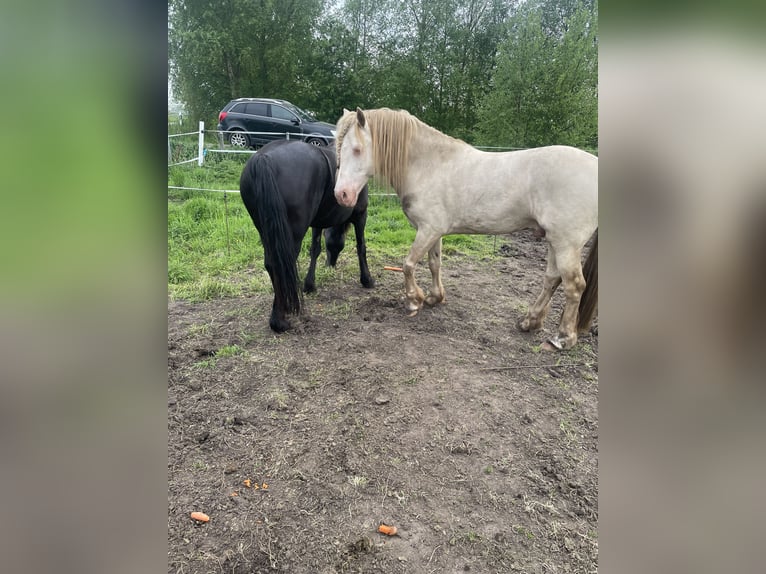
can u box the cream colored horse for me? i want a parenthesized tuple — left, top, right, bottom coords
(334, 108, 598, 349)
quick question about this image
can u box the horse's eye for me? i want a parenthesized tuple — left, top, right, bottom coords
(352, 147, 361, 156)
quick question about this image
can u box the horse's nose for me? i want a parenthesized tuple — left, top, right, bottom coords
(334, 186, 347, 204)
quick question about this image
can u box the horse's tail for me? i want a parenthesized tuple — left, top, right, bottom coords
(240, 154, 302, 316)
(577, 229, 598, 332)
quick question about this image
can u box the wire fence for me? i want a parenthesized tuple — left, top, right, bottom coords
(168, 121, 397, 196)
(167, 120, 596, 195)
(167, 121, 596, 258)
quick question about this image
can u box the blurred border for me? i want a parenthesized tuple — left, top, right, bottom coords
(0, 1, 168, 573)
(2, 1, 765, 572)
(600, 2, 766, 573)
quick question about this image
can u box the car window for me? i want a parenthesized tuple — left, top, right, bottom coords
(230, 103, 247, 113)
(271, 105, 297, 122)
(284, 102, 316, 122)
(244, 103, 268, 116)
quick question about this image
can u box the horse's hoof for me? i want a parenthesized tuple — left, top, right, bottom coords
(547, 335, 576, 350)
(269, 320, 290, 333)
(424, 293, 444, 307)
(518, 317, 542, 332)
(303, 283, 316, 294)
(541, 340, 559, 352)
(361, 276, 375, 289)
(405, 300, 421, 316)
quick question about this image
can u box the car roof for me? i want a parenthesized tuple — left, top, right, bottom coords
(227, 98, 290, 106)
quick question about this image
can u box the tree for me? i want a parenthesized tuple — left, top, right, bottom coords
(168, 0, 597, 145)
(476, 0, 597, 148)
(169, 0, 324, 123)
(372, 0, 511, 139)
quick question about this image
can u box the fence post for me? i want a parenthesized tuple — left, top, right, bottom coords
(198, 121, 205, 166)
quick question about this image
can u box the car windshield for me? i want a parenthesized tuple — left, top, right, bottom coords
(283, 102, 317, 122)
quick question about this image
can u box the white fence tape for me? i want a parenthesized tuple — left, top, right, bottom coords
(168, 121, 595, 194)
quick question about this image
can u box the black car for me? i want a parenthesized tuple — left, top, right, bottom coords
(216, 98, 336, 148)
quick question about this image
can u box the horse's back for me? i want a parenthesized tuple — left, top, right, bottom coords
(423, 145, 596, 239)
(498, 145, 597, 241)
(262, 141, 334, 222)
(244, 140, 363, 232)
(256, 140, 331, 177)
(502, 145, 597, 187)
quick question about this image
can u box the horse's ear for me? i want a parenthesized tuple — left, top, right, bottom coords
(356, 107, 366, 128)
(343, 107, 350, 115)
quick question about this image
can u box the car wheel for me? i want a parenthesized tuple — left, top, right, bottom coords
(305, 137, 323, 147)
(229, 131, 249, 148)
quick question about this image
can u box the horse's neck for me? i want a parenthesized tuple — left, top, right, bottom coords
(369, 110, 468, 192)
(407, 122, 470, 171)
(414, 123, 465, 150)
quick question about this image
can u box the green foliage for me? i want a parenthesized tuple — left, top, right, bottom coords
(168, 159, 264, 301)
(326, 0, 510, 138)
(183, 196, 222, 222)
(477, 0, 598, 149)
(169, 167, 186, 188)
(170, 0, 584, 141)
(169, 0, 325, 123)
(215, 345, 244, 358)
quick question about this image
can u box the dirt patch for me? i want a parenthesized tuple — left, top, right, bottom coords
(168, 230, 598, 573)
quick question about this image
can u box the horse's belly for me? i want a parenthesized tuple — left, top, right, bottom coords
(449, 207, 533, 235)
(311, 204, 354, 229)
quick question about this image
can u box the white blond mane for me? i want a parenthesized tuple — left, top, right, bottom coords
(337, 108, 440, 191)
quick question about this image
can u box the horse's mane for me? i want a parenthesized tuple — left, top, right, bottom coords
(337, 108, 419, 191)
(368, 108, 419, 191)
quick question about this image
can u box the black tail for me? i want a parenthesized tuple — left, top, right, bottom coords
(577, 229, 598, 332)
(240, 154, 301, 316)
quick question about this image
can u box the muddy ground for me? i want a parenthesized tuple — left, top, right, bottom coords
(168, 230, 598, 573)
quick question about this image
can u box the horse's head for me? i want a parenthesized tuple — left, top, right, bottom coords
(334, 107, 374, 208)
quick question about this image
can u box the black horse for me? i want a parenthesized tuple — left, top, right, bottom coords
(240, 139, 374, 332)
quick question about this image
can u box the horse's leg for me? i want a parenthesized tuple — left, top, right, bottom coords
(518, 245, 562, 332)
(403, 227, 440, 315)
(424, 237, 445, 306)
(547, 247, 586, 350)
(265, 263, 290, 332)
(352, 215, 375, 288)
(324, 225, 346, 267)
(303, 227, 322, 293)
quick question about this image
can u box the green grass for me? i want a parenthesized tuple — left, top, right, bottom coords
(215, 344, 244, 358)
(168, 156, 499, 301)
(191, 344, 245, 370)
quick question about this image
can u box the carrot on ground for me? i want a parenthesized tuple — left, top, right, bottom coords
(383, 266, 403, 272)
(378, 524, 397, 536)
(190, 512, 210, 523)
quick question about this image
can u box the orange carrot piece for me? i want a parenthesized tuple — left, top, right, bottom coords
(190, 512, 210, 522)
(383, 266, 403, 272)
(378, 524, 397, 536)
